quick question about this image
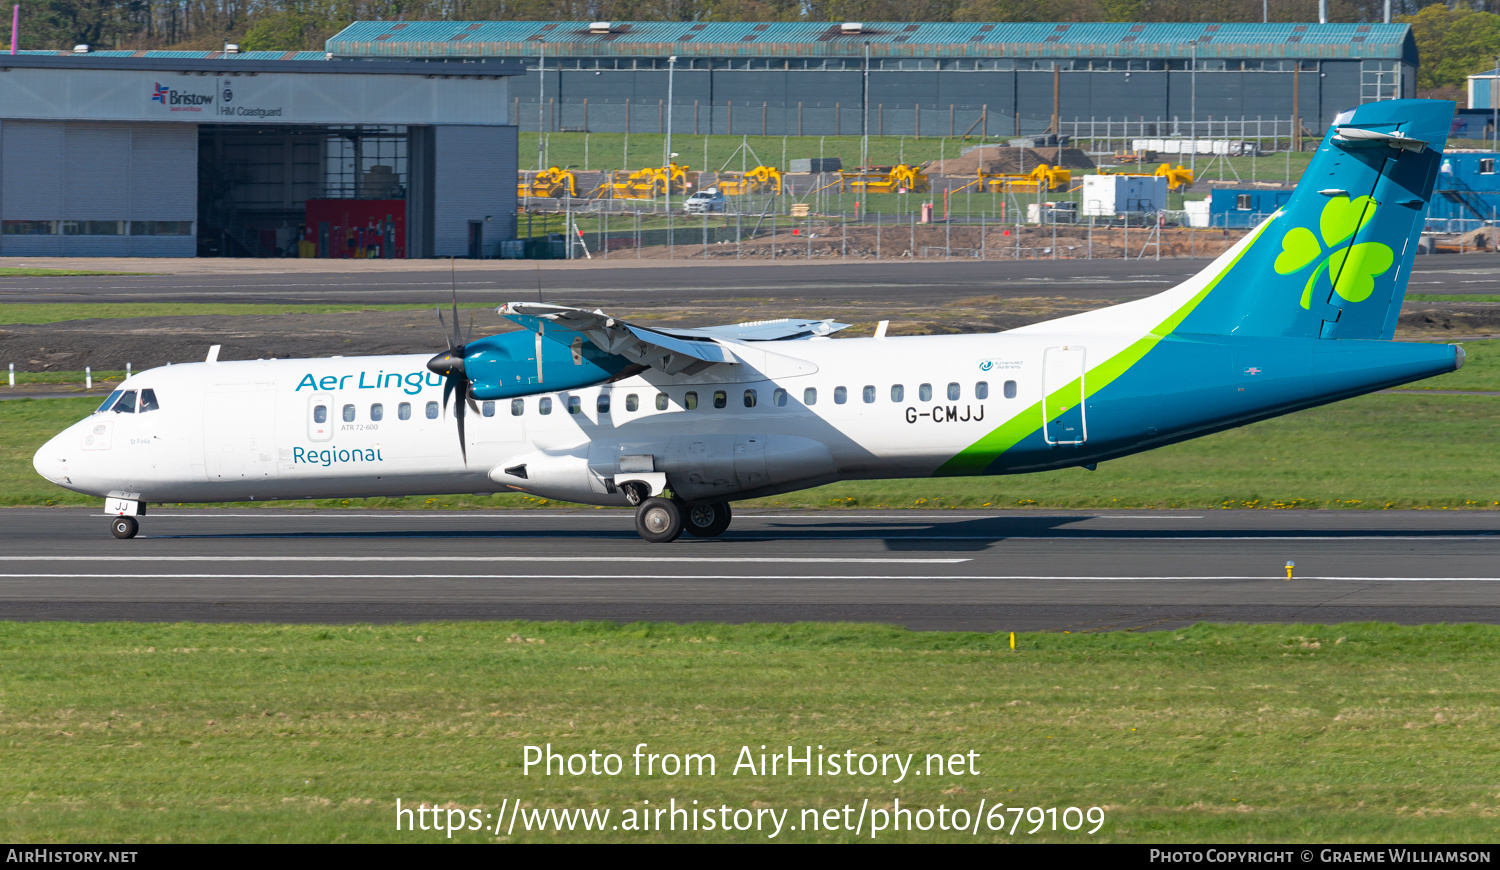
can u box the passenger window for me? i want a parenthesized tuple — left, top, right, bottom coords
(773, 388, 788, 406)
(343, 404, 356, 422)
(656, 392, 669, 411)
(834, 387, 847, 404)
(138, 389, 160, 412)
(1004, 380, 1017, 399)
(539, 397, 553, 415)
(975, 381, 989, 400)
(862, 385, 875, 403)
(569, 396, 583, 414)
(948, 382, 961, 401)
(804, 387, 817, 405)
(597, 394, 610, 414)
(398, 402, 411, 420)
(919, 383, 932, 402)
(684, 391, 698, 410)
(626, 393, 639, 412)
(713, 390, 727, 409)
(112, 391, 137, 413)
(511, 399, 524, 416)
(314, 404, 328, 424)
(744, 389, 757, 408)
(425, 401, 439, 419)
(891, 384, 904, 402)
(371, 403, 384, 421)
(95, 390, 123, 414)
(482, 401, 495, 418)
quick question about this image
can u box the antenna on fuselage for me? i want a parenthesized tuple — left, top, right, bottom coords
(535, 262, 543, 304)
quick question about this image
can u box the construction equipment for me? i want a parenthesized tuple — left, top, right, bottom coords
(1101, 163, 1194, 192)
(603, 163, 697, 200)
(718, 165, 782, 196)
(980, 164, 1071, 194)
(840, 164, 929, 194)
(518, 166, 580, 198)
(1153, 163, 1194, 192)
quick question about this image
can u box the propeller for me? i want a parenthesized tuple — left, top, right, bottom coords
(425, 259, 480, 465)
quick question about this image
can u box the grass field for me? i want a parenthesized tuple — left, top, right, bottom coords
(5, 385, 1498, 510)
(0, 303, 478, 326)
(1, 620, 1495, 843)
(0, 268, 147, 277)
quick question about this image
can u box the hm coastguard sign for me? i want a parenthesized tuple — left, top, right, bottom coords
(216, 79, 284, 118)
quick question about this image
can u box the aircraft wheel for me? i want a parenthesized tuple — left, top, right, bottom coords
(110, 516, 139, 539)
(683, 501, 732, 538)
(635, 497, 683, 543)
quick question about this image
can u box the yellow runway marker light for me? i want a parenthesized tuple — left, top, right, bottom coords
(1285, 560, 1295, 581)
(1009, 631, 1016, 650)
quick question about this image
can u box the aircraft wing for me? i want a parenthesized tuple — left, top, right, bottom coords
(498, 303, 847, 376)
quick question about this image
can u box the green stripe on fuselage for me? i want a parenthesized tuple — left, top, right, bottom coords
(934, 219, 1273, 477)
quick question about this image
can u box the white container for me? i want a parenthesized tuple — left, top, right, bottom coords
(1081, 175, 1169, 216)
(1183, 198, 1211, 228)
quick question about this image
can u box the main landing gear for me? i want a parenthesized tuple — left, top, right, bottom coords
(634, 498, 732, 543)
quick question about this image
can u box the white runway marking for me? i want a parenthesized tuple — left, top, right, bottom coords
(4, 555, 970, 564)
(1, 573, 1497, 582)
(90, 512, 1206, 520)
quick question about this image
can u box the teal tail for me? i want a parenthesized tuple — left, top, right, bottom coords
(1178, 99, 1452, 341)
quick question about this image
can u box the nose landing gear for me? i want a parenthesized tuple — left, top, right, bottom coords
(110, 516, 139, 539)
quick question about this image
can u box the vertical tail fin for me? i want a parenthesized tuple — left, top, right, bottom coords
(1177, 99, 1451, 341)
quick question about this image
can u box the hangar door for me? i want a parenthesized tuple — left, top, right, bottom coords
(0, 121, 196, 257)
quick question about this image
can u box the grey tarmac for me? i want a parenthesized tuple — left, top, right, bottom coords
(5, 254, 1500, 305)
(3, 508, 1498, 631)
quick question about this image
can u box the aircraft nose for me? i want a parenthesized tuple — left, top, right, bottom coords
(32, 430, 70, 484)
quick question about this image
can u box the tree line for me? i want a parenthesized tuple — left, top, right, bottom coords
(12, 0, 1495, 89)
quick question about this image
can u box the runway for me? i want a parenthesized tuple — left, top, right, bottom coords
(4, 254, 1500, 305)
(4, 508, 1498, 631)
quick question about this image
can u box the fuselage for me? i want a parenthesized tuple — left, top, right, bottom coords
(31, 320, 1460, 509)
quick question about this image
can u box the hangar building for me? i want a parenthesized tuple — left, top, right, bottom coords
(328, 21, 1416, 139)
(0, 52, 519, 258)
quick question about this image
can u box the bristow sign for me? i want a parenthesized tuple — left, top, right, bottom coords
(150, 82, 213, 112)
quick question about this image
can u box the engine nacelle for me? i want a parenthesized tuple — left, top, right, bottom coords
(464, 330, 631, 401)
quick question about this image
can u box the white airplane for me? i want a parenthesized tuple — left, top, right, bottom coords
(33, 99, 1465, 542)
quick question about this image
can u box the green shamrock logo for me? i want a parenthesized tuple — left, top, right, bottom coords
(1273, 195, 1395, 309)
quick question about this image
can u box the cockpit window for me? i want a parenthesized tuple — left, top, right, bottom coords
(95, 391, 123, 414)
(111, 391, 137, 413)
(138, 389, 160, 412)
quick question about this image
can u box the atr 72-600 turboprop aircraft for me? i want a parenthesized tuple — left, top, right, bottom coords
(34, 100, 1466, 542)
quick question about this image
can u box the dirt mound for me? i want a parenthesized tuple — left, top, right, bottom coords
(925, 146, 1096, 176)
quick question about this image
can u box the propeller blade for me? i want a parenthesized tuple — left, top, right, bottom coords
(442, 376, 455, 413)
(454, 384, 468, 466)
(435, 305, 453, 351)
(449, 259, 462, 349)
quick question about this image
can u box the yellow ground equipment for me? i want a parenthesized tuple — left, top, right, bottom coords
(718, 165, 783, 196)
(840, 164, 929, 194)
(1153, 163, 1194, 192)
(604, 163, 697, 199)
(1100, 163, 1193, 192)
(518, 167, 579, 198)
(980, 164, 1071, 194)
